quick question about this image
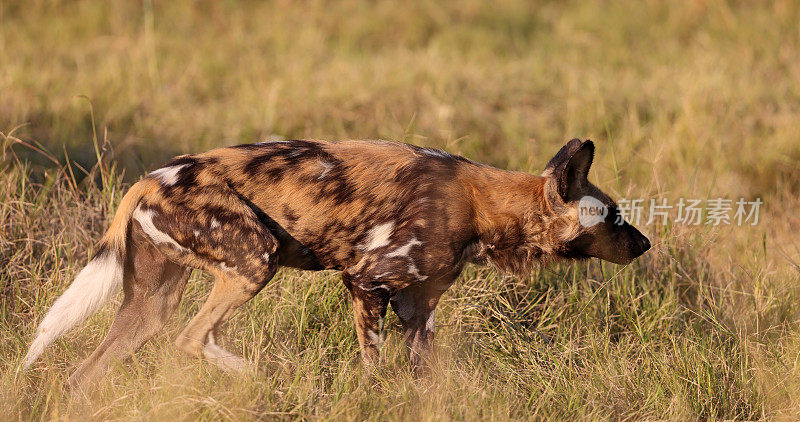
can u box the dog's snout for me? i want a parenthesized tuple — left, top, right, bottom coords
(639, 235, 651, 253)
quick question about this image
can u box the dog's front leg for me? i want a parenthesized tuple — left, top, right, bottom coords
(342, 262, 409, 369)
(348, 284, 389, 368)
(390, 278, 454, 375)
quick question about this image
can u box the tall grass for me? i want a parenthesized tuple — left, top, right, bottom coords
(2, 0, 800, 419)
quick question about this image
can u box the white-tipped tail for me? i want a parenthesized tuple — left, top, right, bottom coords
(22, 251, 123, 369)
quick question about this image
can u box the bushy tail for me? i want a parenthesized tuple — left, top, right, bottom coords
(22, 179, 156, 369)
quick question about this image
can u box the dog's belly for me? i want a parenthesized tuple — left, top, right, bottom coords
(257, 212, 327, 271)
(243, 191, 412, 272)
(266, 209, 400, 271)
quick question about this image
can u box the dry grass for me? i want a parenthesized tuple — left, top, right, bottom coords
(2, 0, 800, 419)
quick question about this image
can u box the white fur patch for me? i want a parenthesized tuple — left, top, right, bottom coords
(317, 159, 335, 180)
(255, 137, 286, 145)
(203, 333, 250, 373)
(425, 309, 436, 333)
(23, 252, 123, 368)
(420, 148, 451, 159)
(366, 330, 381, 347)
(262, 252, 270, 261)
(362, 222, 394, 251)
(358, 284, 389, 292)
(133, 206, 188, 252)
(386, 237, 422, 258)
(210, 218, 220, 229)
(407, 263, 428, 281)
(193, 230, 200, 237)
(220, 262, 237, 272)
(149, 163, 189, 186)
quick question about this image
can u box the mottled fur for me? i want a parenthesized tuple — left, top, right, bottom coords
(24, 138, 649, 388)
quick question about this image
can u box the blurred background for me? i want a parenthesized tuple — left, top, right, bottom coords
(3, 0, 797, 189)
(2, 0, 800, 419)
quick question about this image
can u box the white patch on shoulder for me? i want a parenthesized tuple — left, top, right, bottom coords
(210, 218, 220, 229)
(220, 262, 237, 271)
(386, 237, 423, 258)
(133, 206, 188, 252)
(149, 163, 189, 186)
(407, 262, 428, 281)
(425, 309, 436, 333)
(361, 222, 394, 251)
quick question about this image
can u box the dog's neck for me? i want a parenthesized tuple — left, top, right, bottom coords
(462, 166, 578, 275)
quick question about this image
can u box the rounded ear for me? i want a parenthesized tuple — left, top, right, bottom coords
(542, 139, 595, 201)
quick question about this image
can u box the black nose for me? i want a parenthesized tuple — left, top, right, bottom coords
(638, 235, 651, 253)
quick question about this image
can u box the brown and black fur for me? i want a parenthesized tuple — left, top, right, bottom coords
(24, 138, 650, 388)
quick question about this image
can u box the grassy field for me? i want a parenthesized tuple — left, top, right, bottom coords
(2, 0, 800, 419)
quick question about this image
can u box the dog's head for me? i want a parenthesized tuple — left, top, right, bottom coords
(542, 139, 650, 265)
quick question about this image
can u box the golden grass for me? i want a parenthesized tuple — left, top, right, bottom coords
(2, 0, 800, 419)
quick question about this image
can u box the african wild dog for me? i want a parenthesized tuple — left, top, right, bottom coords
(23, 138, 649, 388)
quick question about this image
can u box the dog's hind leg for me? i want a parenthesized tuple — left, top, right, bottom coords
(67, 224, 190, 390)
(164, 211, 279, 373)
(104, 181, 281, 373)
(173, 267, 276, 373)
(172, 248, 278, 372)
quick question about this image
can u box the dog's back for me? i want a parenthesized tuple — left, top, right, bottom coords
(165, 140, 487, 270)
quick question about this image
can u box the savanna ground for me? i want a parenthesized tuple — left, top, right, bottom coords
(2, 0, 800, 419)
